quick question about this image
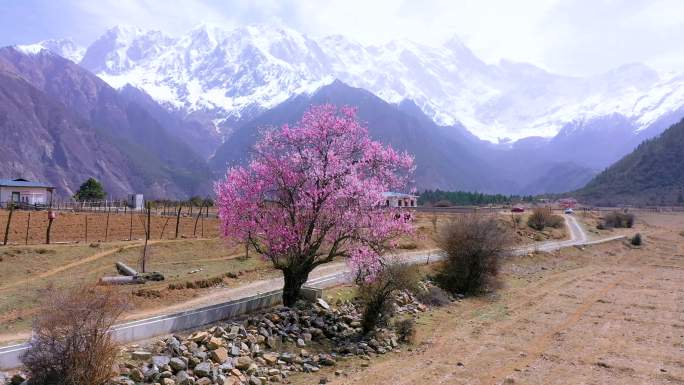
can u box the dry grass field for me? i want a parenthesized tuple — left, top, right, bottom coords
(0, 209, 221, 245)
(288, 212, 684, 385)
(0, 210, 568, 345)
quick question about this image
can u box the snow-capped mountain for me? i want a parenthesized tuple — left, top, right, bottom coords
(16, 39, 85, 63)
(63, 24, 684, 142)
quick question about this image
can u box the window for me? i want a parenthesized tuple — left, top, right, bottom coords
(385, 200, 390, 206)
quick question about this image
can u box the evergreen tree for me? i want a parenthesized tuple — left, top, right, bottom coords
(74, 178, 107, 201)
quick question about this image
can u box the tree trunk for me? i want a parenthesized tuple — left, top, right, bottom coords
(282, 267, 312, 307)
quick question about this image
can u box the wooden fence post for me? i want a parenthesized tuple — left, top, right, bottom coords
(201, 205, 205, 237)
(129, 210, 133, 241)
(193, 202, 205, 237)
(46, 213, 54, 244)
(3, 203, 14, 245)
(174, 204, 182, 239)
(84, 214, 88, 242)
(105, 208, 110, 242)
(25, 211, 31, 245)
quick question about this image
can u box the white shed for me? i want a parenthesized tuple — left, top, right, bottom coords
(0, 178, 55, 207)
(383, 192, 418, 208)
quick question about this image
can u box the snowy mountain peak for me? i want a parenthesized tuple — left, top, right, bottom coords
(72, 23, 684, 142)
(15, 39, 85, 63)
(80, 25, 173, 74)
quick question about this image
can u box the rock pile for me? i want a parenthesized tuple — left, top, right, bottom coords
(108, 297, 420, 385)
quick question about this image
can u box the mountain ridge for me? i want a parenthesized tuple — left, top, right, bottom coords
(65, 23, 684, 144)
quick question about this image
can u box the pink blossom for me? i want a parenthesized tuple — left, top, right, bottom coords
(215, 104, 415, 301)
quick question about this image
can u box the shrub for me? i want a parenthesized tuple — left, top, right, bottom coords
(357, 263, 420, 333)
(22, 284, 127, 385)
(436, 214, 510, 295)
(603, 212, 635, 228)
(415, 285, 451, 307)
(527, 208, 564, 231)
(394, 318, 416, 343)
(631, 233, 642, 246)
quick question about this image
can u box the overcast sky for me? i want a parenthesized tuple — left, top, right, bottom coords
(1, 0, 682, 76)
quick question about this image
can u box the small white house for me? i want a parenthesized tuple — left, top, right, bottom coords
(0, 178, 55, 207)
(383, 192, 418, 208)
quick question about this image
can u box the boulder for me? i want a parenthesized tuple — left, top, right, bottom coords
(169, 357, 187, 372)
(207, 336, 224, 350)
(193, 362, 212, 378)
(176, 370, 195, 385)
(235, 356, 254, 370)
(153, 355, 171, 367)
(211, 347, 229, 363)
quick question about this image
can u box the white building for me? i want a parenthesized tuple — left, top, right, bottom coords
(0, 178, 55, 207)
(383, 192, 418, 208)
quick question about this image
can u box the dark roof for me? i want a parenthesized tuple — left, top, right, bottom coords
(0, 178, 54, 189)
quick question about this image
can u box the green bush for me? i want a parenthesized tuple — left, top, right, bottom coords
(631, 233, 642, 246)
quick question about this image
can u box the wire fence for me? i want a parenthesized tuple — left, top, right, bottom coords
(0, 199, 221, 246)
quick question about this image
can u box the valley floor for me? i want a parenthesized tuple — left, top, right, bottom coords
(291, 213, 684, 385)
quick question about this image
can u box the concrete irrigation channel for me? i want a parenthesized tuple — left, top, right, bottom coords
(0, 215, 624, 369)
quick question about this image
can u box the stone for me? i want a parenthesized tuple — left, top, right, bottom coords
(235, 356, 254, 370)
(296, 338, 306, 347)
(211, 347, 229, 363)
(169, 357, 187, 372)
(263, 353, 278, 365)
(230, 345, 241, 356)
(249, 375, 262, 385)
(175, 370, 195, 385)
(132, 350, 153, 361)
(279, 352, 294, 363)
(191, 331, 210, 342)
(129, 368, 144, 382)
(153, 355, 171, 367)
(197, 378, 213, 385)
(193, 362, 212, 378)
(318, 354, 336, 366)
(162, 379, 176, 385)
(316, 298, 330, 310)
(207, 336, 224, 350)
(266, 336, 278, 349)
(221, 375, 239, 385)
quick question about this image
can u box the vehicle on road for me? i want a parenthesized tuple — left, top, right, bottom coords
(511, 207, 525, 213)
(564, 208, 574, 214)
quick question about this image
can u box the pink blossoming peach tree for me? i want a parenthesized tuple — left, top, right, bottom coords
(215, 104, 415, 306)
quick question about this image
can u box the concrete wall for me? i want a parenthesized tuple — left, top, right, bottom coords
(0, 186, 50, 205)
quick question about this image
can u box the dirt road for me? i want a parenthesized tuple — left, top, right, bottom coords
(322, 213, 684, 385)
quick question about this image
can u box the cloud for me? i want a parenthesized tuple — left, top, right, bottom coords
(1, 0, 682, 76)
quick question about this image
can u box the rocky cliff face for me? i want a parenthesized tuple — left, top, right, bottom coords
(0, 47, 212, 198)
